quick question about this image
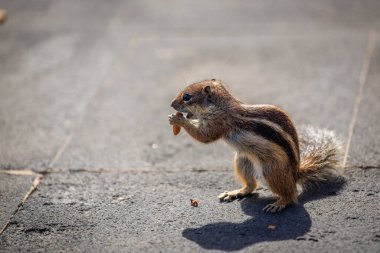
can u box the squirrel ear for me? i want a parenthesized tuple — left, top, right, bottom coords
(203, 85, 211, 94)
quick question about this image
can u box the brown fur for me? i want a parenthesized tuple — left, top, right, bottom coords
(234, 154, 258, 193)
(238, 105, 299, 148)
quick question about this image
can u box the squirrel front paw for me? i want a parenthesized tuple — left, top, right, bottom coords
(218, 188, 252, 202)
(168, 113, 186, 126)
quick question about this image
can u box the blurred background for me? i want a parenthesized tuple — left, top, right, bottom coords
(0, 1, 380, 252)
(1, 0, 379, 171)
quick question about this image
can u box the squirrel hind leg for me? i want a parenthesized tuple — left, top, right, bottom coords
(263, 164, 298, 213)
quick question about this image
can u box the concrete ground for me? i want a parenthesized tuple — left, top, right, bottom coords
(0, 0, 380, 252)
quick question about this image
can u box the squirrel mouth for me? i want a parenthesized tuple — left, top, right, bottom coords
(173, 106, 194, 119)
(185, 112, 193, 119)
(176, 109, 193, 119)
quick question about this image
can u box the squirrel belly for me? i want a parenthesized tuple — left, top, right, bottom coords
(169, 79, 344, 213)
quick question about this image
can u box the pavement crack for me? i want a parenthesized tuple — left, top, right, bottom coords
(354, 165, 380, 170)
(343, 29, 376, 166)
(48, 134, 73, 169)
(52, 166, 231, 174)
(29, 166, 231, 174)
(0, 169, 35, 176)
(0, 173, 44, 236)
(344, 164, 380, 170)
(21, 174, 43, 203)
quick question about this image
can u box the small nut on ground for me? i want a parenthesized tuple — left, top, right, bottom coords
(190, 199, 199, 207)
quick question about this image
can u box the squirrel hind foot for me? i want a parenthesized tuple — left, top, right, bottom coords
(263, 200, 289, 213)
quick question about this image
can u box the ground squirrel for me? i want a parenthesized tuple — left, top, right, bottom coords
(168, 79, 343, 213)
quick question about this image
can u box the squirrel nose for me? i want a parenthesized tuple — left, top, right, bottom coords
(170, 100, 177, 108)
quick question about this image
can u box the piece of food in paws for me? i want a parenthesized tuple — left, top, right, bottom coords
(172, 112, 183, 135)
(190, 199, 199, 207)
(0, 9, 6, 24)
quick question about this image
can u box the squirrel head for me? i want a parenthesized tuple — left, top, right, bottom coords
(171, 79, 236, 119)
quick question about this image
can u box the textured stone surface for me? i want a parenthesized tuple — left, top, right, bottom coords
(1, 0, 380, 171)
(0, 173, 34, 229)
(0, 169, 379, 252)
(0, 0, 130, 170)
(1, 0, 380, 252)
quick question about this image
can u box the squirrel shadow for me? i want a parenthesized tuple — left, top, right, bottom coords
(182, 177, 346, 251)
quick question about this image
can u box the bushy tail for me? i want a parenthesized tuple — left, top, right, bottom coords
(297, 126, 344, 191)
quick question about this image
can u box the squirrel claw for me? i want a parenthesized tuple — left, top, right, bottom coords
(168, 113, 185, 125)
(218, 190, 248, 202)
(263, 203, 285, 213)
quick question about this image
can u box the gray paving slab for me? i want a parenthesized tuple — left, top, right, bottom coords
(0, 1, 379, 252)
(1, 0, 379, 172)
(0, 173, 34, 229)
(0, 169, 379, 252)
(0, 0, 130, 170)
(111, 0, 380, 33)
(348, 35, 380, 166)
(55, 32, 367, 170)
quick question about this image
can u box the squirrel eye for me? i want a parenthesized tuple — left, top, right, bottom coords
(182, 93, 192, 102)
